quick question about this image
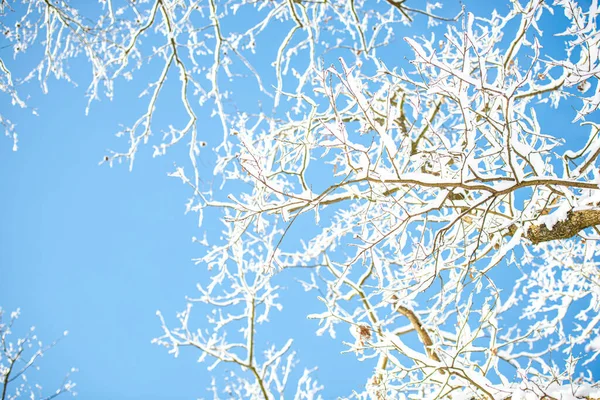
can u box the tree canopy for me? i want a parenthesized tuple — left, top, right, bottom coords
(2, 0, 600, 398)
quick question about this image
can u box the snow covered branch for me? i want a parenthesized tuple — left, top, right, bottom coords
(4, 0, 600, 397)
(0, 308, 76, 400)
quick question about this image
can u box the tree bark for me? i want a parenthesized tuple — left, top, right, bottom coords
(509, 209, 600, 244)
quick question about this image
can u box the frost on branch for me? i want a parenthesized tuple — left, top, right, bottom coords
(0, 0, 109, 151)
(153, 217, 323, 399)
(4, 0, 600, 397)
(183, 0, 600, 397)
(0, 308, 76, 400)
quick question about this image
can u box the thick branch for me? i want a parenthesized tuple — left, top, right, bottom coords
(395, 304, 440, 363)
(509, 209, 600, 245)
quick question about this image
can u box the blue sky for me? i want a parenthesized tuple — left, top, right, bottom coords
(1, 0, 599, 399)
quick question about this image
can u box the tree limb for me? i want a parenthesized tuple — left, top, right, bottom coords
(509, 209, 600, 245)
